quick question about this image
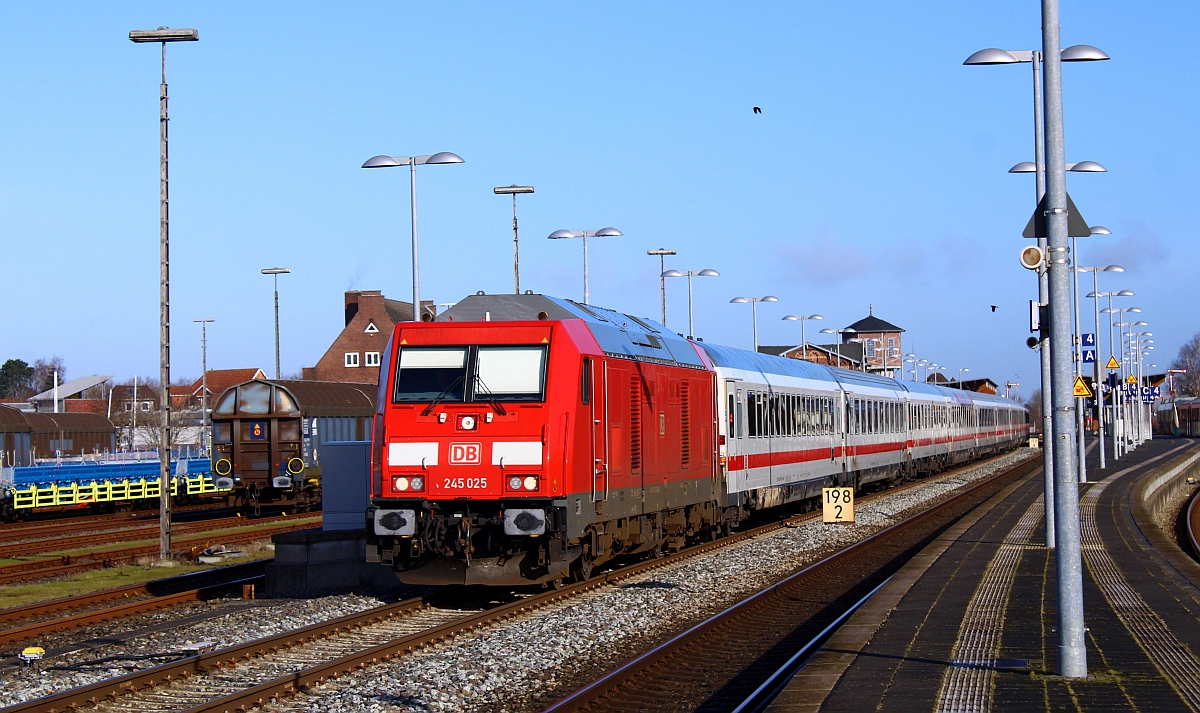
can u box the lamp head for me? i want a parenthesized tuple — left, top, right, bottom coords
(964, 48, 1023, 65)
(494, 185, 534, 194)
(362, 155, 403, 168)
(595, 227, 623, 237)
(761, 296, 779, 302)
(261, 267, 291, 275)
(129, 27, 199, 42)
(1069, 161, 1107, 172)
(1061, 44, 1110, 62)
(697, 268, 720, 276)
(1103, 265, 1124, 272)
(425, 151, 464, 165)
(548, 230, 578, 239)
(647, 248, 676, 256)
(1089, 226, 1112, 236)
(730, 297, 749, 304)
(662, 269, 684, 278)
(1117, 290, 1135, 296)
(1008, 161, 1037, 173)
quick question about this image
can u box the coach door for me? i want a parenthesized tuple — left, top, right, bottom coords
(591, 359, 609, 502)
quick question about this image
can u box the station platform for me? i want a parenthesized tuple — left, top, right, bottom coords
(770, 436, 1200, 713)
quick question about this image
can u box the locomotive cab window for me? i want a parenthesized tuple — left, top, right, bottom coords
(394, 348, 468, 402)
(475, 346, 547, 401)
(237, 382, 271, 415)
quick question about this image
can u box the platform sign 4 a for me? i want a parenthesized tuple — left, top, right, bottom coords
(823, 487, 855, 524)
(1082, 350, 1096, 363)
(1081, 333, 1096, 347)
(1073, 376, 1094, 399)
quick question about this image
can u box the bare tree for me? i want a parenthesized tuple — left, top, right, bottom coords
(30, 357, 66, 393)
(1024, 388, 1043, 432)
(1172, 332, 1200, 396)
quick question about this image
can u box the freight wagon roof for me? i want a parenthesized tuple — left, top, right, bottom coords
(0, 404, 31, 432)
(436, 293, 706, 369)
(272, 380, 376, 416)
(23, 412, 115, 433)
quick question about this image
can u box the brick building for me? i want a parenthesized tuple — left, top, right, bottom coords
(304, 290, 432, 385)
(843, 309, 904, 377)
(758, 343, 863, 370)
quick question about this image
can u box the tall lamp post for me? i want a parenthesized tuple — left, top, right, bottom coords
(966, 40, 1108, 559)
(730, 296, 778, 352)
(193, 319, 213, 454)
(957, 367, 970, 387)
(130, 25, 199, 563)
(548, 228, 623, 304)
(362, 151, 464, 321)
(494, 185, 534, 294)
(647, 249, 677, 325)
(782, 314, 824, 360)
(1080, 265, 1124, 469)
(261, 268, 290, 379)
(664, 269, 719, 338)
(820, 328, 857, 369)
(1104, 305, 1141, 457)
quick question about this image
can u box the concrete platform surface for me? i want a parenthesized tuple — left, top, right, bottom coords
(769, 437, 1200, 713)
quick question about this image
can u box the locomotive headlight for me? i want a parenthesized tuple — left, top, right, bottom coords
(523, 476, 538, 491)
(410, 477, 424, 491)
(508, 476, 523, 490)
(394, 477, 410, 491)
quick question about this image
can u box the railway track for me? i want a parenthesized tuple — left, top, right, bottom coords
(0, 518, 318, 586)
(0, 514, 301, 559)
(541, 457, 1040, 713)
(1, 452, 1037, 713)
(0, 562, 268, 648)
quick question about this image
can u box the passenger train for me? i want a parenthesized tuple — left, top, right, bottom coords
(366, 294, 1030, 586)
(1156, 397, 1200, 437)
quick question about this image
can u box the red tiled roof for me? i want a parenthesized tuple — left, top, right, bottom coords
(191, 369, 267, 398)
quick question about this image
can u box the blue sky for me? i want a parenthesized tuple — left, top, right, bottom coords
(0, 2, 1195, 398)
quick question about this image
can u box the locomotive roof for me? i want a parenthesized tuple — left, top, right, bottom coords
(436, 294, 707, 369)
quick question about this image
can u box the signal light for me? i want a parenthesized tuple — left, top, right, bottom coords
(393, 476, 425, 493)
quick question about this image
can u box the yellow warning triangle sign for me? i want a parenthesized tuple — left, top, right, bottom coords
(1126, 374, 1138, 385)
(1073, 376, 1094, 398)
(1105, 355, 1120, 369)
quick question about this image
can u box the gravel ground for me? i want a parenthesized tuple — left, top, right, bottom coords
(262, 449, 1037, 713)
(0, 593, 394, 706)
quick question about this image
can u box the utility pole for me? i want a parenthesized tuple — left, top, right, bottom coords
(194, 319, 213, 454)
(494, 185, 534, 294)
(130, 25, 199, 562)
(647, 249, 676, 325)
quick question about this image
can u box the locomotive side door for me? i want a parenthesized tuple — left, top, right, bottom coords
(590, 359, 609, 502)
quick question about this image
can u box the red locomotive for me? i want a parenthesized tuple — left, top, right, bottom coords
(366, 294, 1028, 586)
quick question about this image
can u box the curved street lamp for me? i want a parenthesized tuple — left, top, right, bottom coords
(730, 296, 778, 352)
(362, 151, 464, 320)
(548, 228, 623, 304)
(819, 327, 857, 370)
(663, 269, 719, 339)
(782, 314, 824, 361)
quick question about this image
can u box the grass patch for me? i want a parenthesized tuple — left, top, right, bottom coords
(0, 541, 276, 610)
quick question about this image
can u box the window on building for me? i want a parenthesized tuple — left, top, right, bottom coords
(345, 352, 360, 368)
(864, 340, 876, 358)
(365, 352, 381, 367)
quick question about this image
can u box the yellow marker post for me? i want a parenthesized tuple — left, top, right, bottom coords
(823, 487, 855, 523)
(1073, 376, 1094, 399)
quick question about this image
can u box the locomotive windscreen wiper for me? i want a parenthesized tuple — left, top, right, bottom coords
(420, 375, 465, 416)
(473, 377, 509, 416)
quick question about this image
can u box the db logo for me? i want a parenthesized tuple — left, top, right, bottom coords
(449, 443, 481, 465)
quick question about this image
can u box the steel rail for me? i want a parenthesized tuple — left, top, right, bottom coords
(4, 451, 1036, 713)
(0, 516, 268, 559)
(1187, 486, 1200, 561)
(0, 561, 266, 629)
(539, 456, 1039, 713)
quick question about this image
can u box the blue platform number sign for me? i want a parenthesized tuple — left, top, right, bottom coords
(1081, 333, 1096, 347)
(1082, 350, 1096, 363)
(249, 421, 267, 440)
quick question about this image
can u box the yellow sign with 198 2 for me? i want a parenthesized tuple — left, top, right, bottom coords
(823, 487, 855, 524)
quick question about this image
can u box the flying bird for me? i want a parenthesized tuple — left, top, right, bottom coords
(753, 106, 762, 114)
(991, 305, 998, 312)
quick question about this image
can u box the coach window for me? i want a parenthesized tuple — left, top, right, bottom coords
(736, 389, 745, 438)
(581, 358, 591, 405)
(394, 347, 468, 402)
(214, 390, 236, 418)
